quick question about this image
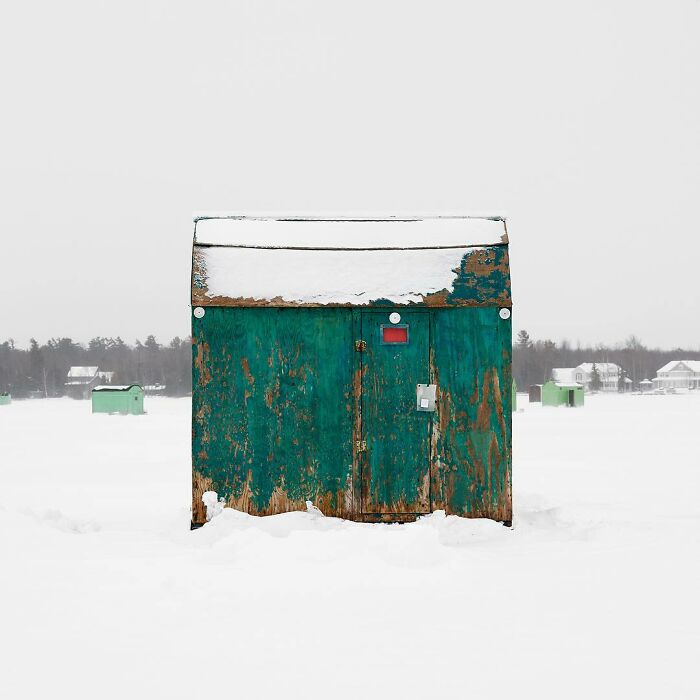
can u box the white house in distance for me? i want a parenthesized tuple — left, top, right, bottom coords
(552, 363, 628, 392)
(65, 366, 100, 399)
(652, 361, 700, 391)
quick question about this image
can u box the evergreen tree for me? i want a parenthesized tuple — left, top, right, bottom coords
(590, 363, 602, 392)
(516, 330, 532, 348)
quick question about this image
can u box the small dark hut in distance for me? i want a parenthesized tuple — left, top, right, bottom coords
(191, 214, 513, 525)
(529, 385, 542, 402)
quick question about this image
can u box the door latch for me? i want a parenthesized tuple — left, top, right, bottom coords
(355, 440, 367, 452)
(354, 340, 367, 352)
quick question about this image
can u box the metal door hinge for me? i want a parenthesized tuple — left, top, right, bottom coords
(355, 440, 367, 452)
(354, 340, 367, 352)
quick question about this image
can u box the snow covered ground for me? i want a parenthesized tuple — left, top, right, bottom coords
(1, 394, 698, 699)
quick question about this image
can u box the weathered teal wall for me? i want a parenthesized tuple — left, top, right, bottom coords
(192, 306, 512, 524)
(192, 308, 355, 523)
(430, 307, 511, 521)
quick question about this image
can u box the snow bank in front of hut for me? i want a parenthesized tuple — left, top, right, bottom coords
(191, 505, 508, 550)
(201, 246, 473, 304)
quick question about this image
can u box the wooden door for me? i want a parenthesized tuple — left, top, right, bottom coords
(360, 311, 431, 514)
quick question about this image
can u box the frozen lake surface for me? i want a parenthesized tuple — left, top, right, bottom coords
(1, 393, 698, 699)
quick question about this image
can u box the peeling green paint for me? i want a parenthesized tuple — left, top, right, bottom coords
(447, 246, 511, 306)
(431, 308, 512, 520)
(360, 311, 431, 513)
(192, 305, 512, 523)
(192, 308, 354, 517)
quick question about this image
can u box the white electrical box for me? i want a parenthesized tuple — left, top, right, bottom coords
(416, 384, 437, 412)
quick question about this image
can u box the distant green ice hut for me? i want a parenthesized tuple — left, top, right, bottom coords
(0, 392, 11, 406)
(91, 385, 144, 414)
(191, 214, 513, 525)
(541, 380, 584, 407)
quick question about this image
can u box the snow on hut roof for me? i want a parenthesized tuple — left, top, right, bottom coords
(197, 247, 476, 306)
(194, 214, 508, 249)
(192, 215, 511, 308)
(92, 385, 142, 392)
(67, 366, 98, 378)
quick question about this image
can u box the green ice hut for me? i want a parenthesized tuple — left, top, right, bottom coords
(91, 385, 145, 414)
(191, 215, 513, 525)
(541, 381, 584, 407)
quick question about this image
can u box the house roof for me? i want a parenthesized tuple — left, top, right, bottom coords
(67, 366, 98, 378)
(577, 362, 619, 373)
(192, 215, 511, 308)
(552, 368, 577, 383)
(656, 360, 700, 374)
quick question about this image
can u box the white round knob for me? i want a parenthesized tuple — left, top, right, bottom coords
(389, 312, 401, 324)
(193, 307, 205, 319)
(499, 308, 511, 320)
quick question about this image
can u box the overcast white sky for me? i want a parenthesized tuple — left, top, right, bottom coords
(1, 0, 698, 349)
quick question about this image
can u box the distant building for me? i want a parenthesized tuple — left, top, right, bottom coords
(144, 383, 166, 396)
(65, 366, 100, 399)
(92, 385, 145, 415)
(97, 371, 116, 383)
(552, 363, 625, 392)
(542, 381, 584, 407)
(652, 361, 700, 391)
(0, 392, 11, 406)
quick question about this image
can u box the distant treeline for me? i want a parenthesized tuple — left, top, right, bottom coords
(2, 332, 699, 399)
(513, 331, 700, 390)
(0, 336, 191, 398)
